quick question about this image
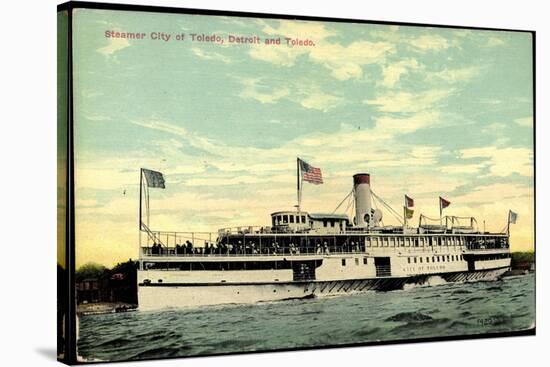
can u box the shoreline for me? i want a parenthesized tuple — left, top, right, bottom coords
(77, 302, 137, 316)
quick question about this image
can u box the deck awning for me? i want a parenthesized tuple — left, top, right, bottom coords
(308, 213, 349, 220)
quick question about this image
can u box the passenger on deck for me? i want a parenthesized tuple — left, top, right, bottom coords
(289, 242, 297, 255)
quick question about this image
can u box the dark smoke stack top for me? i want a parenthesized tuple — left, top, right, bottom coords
(353, 173, 370, 185)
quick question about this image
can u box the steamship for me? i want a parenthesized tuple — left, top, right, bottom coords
(137, 169, 513, 311)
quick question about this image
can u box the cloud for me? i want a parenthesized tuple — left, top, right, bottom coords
(129, 119, 224, 159)
(237, 77, 342, 111)
(238, 78, 290, 104)
(259, 19, 336, 41)
(85, 114, 112, 121)
(308, 41, 395, 80)
(364, 89, 452, 113)
(191, 47, 231, 63)
(439, 163, 485, 175)
(409, 34, 450, 51)
(298, 91, 342, 111)
(248, 20, 395, 80)
(486, 36, 506, 47)
(96, 37, 130, 56)
(460, 146, 533, 177)
(373, 111, 440, 134)
(453, 183, 533, 205)
(515, 116, 533, 128)
(380, 59, 420, 87)
(427, 66, 480, 83)
(86, 114, 446, 200)
(76, 167, 136, 191)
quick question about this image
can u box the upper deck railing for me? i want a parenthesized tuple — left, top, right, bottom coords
(217, 225, 347, 235)
(141, 245, 345, 257)
(139, 228, 509, 259)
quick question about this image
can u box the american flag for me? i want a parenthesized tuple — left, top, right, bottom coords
(299, 159, 323, 184)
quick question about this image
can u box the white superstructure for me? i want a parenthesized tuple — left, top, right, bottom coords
(137, 172, 512, 311)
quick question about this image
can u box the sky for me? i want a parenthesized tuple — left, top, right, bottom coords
(70, 9, 534, 268)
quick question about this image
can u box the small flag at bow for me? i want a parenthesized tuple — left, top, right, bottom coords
(142, 168, 165, 189)
(404, 206, 414, 219)
(509, 210, 518, 224)
(405, 195, 414, 208)
(439, 196, 451, 209)
(299, 158, 323, 185)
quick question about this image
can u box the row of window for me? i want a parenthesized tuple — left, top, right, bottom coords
(341, 257, 368, 266)
(407, 254, 463, 264)
(143, 261, 294, 271)
(368, 236, 462, 247)
(273, 214, 307, 226)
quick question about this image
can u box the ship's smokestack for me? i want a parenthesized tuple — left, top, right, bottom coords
(354, 173, 372, 227)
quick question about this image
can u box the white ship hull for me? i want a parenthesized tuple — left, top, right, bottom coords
(137, 265, 510, 311)
(138, 254, 510, 311)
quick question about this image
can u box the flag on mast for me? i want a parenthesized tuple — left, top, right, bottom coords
(142, 168, 166, 189)
(439, 196, 451, 209)
(404, 206, 414, 219)
(405, 195, 414, 208)
(509, 210, 518, 224)
(299, 158, 323, 184)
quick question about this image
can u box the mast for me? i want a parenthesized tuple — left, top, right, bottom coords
(297, 157, 301, 212)
(139, 169, 142, 257)
(439, 198, 442, 226)
(403, 195, 407, 229)
(139, 168, 142, 230)
(507, 209, 511, 236)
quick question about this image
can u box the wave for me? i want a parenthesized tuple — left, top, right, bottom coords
(449, 320, 470, 328)
(96, 336, 133, 348)
(459, 296, 485, 305)
(451, 289, 471, 295)
(129, 346, 184, 360)
(385, 312, 433, 323)
(404, 275, 449, 290)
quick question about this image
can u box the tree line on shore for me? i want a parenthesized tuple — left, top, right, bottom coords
(74, 260, 138, 304)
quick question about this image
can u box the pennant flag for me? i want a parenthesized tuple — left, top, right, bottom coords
(299, 159, 323, 184)
(509, 210, 518, 224)
(142, 168, 166, 189)
(405, 195, 414, 208)
(439, 196, 451, 209)
(404, 206, 414, 219)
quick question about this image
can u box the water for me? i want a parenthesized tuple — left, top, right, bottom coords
(78, 274, 535, 362)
